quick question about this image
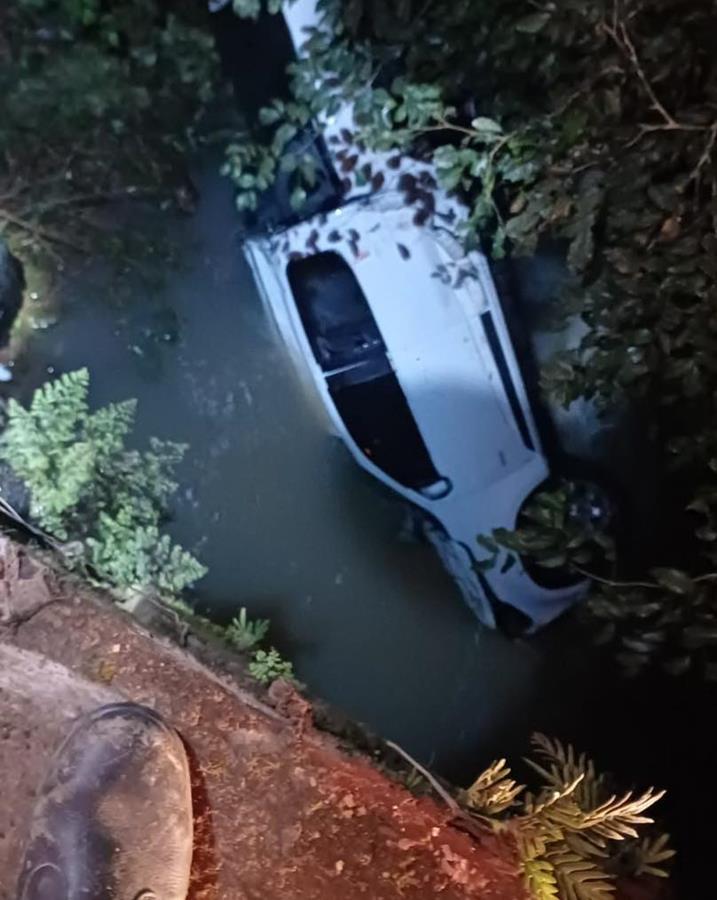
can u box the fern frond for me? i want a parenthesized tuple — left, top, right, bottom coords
(630, 832, 675, 878)
(523, 776, 586, 819)
(522, 856, 559, 900)
(580, 788, 664, 842)
(565, 830, 610, 861)
(514, 819, 557, 864)
(491, 734, 671, 899)
(30, 367, 89, 444)
(464, 758, 524, 815)
(548, 847, 615, 900)
(528, 733, 606, 812)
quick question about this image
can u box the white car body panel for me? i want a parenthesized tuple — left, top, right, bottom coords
(244, 198, 585, 628)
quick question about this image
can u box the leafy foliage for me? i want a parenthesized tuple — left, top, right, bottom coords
(461, 757, 523, 816)
(0, 369, 206, 595)
(464, 734, 673, 900)
(249, 647, 295, 684)
(227, 0, 717, 679)
(164, 598, 296, 687)
(226, 606, 270, 651)
(482, 482, 615, 575)
(0, 0, 217, 258)
(630, 833, 676, 880)
(232, 0, 283, 19)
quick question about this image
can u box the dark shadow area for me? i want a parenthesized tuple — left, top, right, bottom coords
(209, 6, 295, 124)
(0, 238, 24, 348)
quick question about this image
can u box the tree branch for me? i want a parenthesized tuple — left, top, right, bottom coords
(385, 739, 461, 814)
(0, 210, 88, 253)
(603, 6, 678, 129)
(573, 564, 717, 592)
(686, 121, 717, 189)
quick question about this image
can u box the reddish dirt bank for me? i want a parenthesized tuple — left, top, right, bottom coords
(0, 538, 670, 900)
(0, 537, 525, 899)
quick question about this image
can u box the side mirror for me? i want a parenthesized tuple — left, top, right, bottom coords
(420, 477, 453, 500)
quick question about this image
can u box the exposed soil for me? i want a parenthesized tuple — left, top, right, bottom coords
(0, 536, 528, 899)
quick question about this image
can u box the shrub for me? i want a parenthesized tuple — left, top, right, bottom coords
(249, 647, 294, 684)
(0, 368, 206, 595)
(226, 606, 270, 651)
(0, 0, 218, 259)
(471, 734, 673, 899)
(397, 733, 672, 900)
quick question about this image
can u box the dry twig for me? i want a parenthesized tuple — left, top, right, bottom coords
(603, 2, 714, 149)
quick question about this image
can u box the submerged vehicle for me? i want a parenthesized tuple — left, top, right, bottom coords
(244, 196, 593, 630)
(239, 0, 608, 630)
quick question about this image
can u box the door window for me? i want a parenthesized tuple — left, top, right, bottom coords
(288, 251, 444, 492)
(287, 252, 385, 371)
(327, 370, 442, 491)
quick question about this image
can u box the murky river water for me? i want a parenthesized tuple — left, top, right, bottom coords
(4, 155, 617, 779)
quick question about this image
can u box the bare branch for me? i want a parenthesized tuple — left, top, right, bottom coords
(603, 9, 678, 129)
(0, 210, 88, 253)
(686, 122, 717, 189)
(385, 739, 461, 814)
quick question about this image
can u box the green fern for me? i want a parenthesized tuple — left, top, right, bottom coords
(630, 833, 675, 879)
(2, 369, 94, 538)
(226, 607, 270, 651)
(0, 369, 205, 596)
(580, 789, 664, 843)
(249, 648, 294, 685)
(549, 848, 614, 900)
(86, 511, 206, 595)
(463, 758, 524, 816)
(522, 857, 559, 900)
(461, 734, 672, 900)
(527, 734, 606, 813)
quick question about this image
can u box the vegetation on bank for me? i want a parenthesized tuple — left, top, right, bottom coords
(0, 372, 668, 895)
(248, 647, 295, 684)
(0, 369, 296, 683)
(168, 598, 295, 684)
(430, 733, 674, 900)
(0, 0, 296, 684)
(0, 368, 206, 594)
(230, 0, 717, 681)
(0, 0, 217, 268)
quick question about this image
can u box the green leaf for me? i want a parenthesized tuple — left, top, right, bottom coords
(272, 122, 298, 152)
(1, 370, 205, 596)
(232, 0, 262, 19)
(290, 185, 307, 209)
(259, 105, 283, 125)
(515, 12, 551, 33)
(537, 553, 568, 569)
(651, 568, 694, 595)
(470, 116, 503, 135)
